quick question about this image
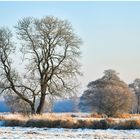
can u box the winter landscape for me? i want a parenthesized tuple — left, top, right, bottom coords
(0, 1, 140, 139)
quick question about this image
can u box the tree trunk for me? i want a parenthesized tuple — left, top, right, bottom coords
(138, 95, 140, 114)
(31, 104, 35, 114)
(36, 93, 46, 114)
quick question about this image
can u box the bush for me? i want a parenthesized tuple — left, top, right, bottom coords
(76, 120, 93, 129)
(60, 120, 75, 128)
(4, 120, 26, 127)
(115, 120, 140, 129)
(92, 120, 109, 129)
(26, 119, 62, 128)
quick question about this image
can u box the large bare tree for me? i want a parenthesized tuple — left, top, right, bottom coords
(0, 16, 82, 114)
(79, 70, 135, 116)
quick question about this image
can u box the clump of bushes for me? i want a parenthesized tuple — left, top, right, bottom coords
(2, 118, 115, 129)
(3, 118, 140, 129)
(115, 120, 140, 129)
(4, 120, 26, 127)
(25, 119, 62, 128)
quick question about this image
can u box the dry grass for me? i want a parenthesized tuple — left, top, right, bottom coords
(113, 113, 140, 119)
(0, 113, 140, 129)
(30, 113, 73, 121)
(0, 113, 74, 121)
(89, 113, 140, 119)
(115, 119, 140, 129)
(25, 113, 76, 128)
(0, 113, 76, 127)
(0, 115, 4, 120)
(89, 113, 103, 118)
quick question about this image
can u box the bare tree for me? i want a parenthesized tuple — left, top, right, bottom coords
(129, 78, 140, 113)
(79, 70, 135, 116)
(0, 16, 82, 114)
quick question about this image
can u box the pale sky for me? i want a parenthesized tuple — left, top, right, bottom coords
(0, 1, 140, 93)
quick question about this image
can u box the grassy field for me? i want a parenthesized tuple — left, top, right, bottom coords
(0, 113, 140, 129)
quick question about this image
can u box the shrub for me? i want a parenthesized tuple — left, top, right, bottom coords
(60, 120, 75, 128)
(115, 120, 140, 129)
(4, 120, 26, 127)
(77, 120, 94, 129)
(92, 119, 109, 129)
(26, 119, 62, 128)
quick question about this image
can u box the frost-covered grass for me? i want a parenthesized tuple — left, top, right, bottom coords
(0, 127, 140, 139)
(0, 113, 140, 129)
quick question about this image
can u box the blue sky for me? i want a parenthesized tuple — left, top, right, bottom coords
(0, 1, 140, 92)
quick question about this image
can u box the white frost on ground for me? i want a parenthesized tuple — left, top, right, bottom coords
(0, 127, 140, 139)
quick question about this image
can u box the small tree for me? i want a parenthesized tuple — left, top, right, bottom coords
(79, 70, 135, 116)
(129, 78, 140, 113)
